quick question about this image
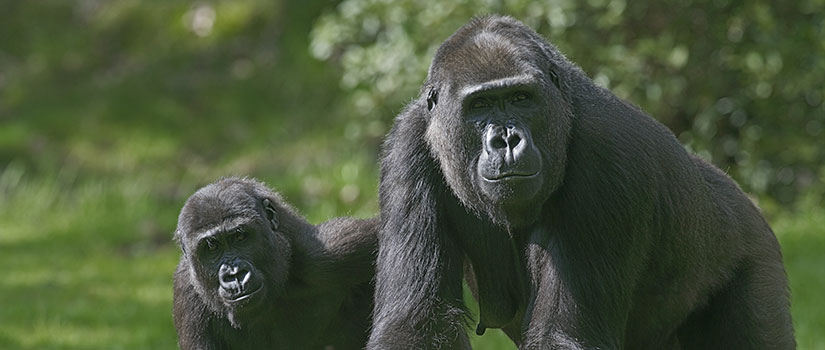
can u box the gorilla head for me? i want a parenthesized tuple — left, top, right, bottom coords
(174, 178, 298, 327)
(422, 19, 573, 227)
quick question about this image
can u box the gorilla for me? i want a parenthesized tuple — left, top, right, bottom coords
(173, 177, 377, 349)
(368, 15, 794, 349)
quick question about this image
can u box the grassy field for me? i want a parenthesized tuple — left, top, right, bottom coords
(0, 140, 823, 349)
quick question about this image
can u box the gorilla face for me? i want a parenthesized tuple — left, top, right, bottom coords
(423, 30, 571, 227)
(193, 222, 268, 312)
(468, 79, 546, 206)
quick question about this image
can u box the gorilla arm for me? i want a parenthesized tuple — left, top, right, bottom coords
(367, 100, 470, 350)
(299, 216, 380, 288)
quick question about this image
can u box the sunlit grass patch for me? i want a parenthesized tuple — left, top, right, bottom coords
(0, 177, 179, 349)
(773, 198, 825, 350)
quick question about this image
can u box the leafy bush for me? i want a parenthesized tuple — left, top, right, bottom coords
(311, 0, 825, 209)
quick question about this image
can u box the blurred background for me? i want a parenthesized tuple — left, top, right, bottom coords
(0, 0, 822, 349)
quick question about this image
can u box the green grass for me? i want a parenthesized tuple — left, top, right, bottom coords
(0, 175, 180, 349)
(774, 198, 825, 350)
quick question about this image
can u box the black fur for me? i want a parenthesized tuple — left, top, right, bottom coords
(369, 15, 794, 349)
(173, 177, 377, 349)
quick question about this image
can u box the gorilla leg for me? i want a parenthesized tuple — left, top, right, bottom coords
(679, 258, 794, 349)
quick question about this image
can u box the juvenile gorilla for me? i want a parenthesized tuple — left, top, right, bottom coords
(369, 16, 794, 349)
(173, 177, 377, 349)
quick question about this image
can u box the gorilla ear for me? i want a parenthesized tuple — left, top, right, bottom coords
(262, 198, 279, 231)
(174, 230, 188, 254)
(532, 39, 564, 90)
(426, 86, 439, 111)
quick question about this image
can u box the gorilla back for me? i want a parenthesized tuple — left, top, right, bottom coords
(173, 177, 377, 349)
(369, 15, 794, 349)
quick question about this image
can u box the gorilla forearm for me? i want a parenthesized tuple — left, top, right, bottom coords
(308, 217, 378, 286)
(369, 112, 471, 349)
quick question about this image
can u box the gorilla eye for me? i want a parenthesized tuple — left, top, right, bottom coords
(205, 237, 218, 251)
(512, 92, 530, 102)
(470, 98, 491, 109)
(235, 229, 247, 242)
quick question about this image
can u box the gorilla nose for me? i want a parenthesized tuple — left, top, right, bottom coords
(484, 125, 526, 163)
(219, 262, 252, 292)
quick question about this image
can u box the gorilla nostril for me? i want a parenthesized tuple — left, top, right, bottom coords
(219, 273, 234, 286)
(491, 138, 507, 150)
(219, 262, 254, 291)
(219, 264, 246, 286)
(508, 134, 522, 148)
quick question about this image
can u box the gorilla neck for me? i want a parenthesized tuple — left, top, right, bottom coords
(450, 186, 545, 230)
(504, 202, 544, 229)
(221, 285, 283, 330)
(224, 299, 275, 329)
(476, 197, 545, 231)
(226, 310, 244, 329)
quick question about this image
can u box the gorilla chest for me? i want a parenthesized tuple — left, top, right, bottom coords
(449, 211, 529, 333)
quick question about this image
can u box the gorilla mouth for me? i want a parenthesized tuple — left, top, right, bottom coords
(221, 286, 263, 304)
(482, 171, 539, 182)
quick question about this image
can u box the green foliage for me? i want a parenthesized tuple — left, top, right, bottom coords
(310, 0, 825, 207)
(0, 0, 380, 219)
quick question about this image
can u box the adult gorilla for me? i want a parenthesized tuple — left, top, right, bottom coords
(369, 15, 793, 349)
(173, 177, 377, 349)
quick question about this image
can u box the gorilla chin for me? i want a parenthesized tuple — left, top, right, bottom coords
(218, 268, 267, 326)
(479, 171, 543, 204)
(223, 290, 266, 328)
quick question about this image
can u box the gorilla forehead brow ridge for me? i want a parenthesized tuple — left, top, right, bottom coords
(178, 181, 265, 237)
(459, 74, 538, 100)
(193, 214, 256, 242)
